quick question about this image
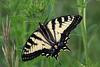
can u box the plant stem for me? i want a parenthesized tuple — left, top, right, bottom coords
(77, 0, 88, 64)
(81, 7, 88, 64)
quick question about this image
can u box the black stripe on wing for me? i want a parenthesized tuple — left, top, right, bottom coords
(51, 19, 56, 42)
(57, 17, 62, 27)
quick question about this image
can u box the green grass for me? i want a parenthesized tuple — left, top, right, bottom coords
(0, 0, 100, 67)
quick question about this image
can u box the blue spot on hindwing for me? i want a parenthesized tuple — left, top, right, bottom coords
(58, 43, 61, 46)
(52, 49, 55, 52)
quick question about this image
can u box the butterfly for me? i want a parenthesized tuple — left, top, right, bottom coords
(22, 15, 82, 62)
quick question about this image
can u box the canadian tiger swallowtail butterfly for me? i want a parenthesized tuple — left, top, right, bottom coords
(22, 15, 82, 62)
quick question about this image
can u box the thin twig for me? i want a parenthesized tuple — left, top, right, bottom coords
(8, 19, 11, 41)
(2, 46, 8, 64)
(2, 22, 7, 44)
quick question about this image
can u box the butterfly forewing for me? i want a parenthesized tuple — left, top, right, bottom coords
(45, 15, 82, 43)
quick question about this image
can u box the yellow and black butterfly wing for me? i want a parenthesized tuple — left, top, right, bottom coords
(22, 29, 52, 61)
(22, 15, 82, 61)
(45, 15, 82, 43)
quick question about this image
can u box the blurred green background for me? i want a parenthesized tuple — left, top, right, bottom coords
(0, 0, 100, 67)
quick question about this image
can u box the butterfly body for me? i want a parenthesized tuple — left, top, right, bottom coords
(22, 15, 82, 61)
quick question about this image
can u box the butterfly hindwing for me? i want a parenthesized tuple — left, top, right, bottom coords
(22, 15, 82, 61)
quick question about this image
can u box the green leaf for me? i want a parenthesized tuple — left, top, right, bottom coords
(87, 24, 97, 33)
(12, 0, 20, 11)
(87, 24, 98, 47)
(84, 0, 89, 6)
(16, 45, 23, 50)
(74, 24, 82, 36)
(96, 0, 100, 1)
(87, 35, 94, 48)
(47, 3, 53, 20)
(72, 4, 86, 8)
(10, 15, 27, 22)
(70, 33, 81, 37)
(77, 62, 86, 67)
